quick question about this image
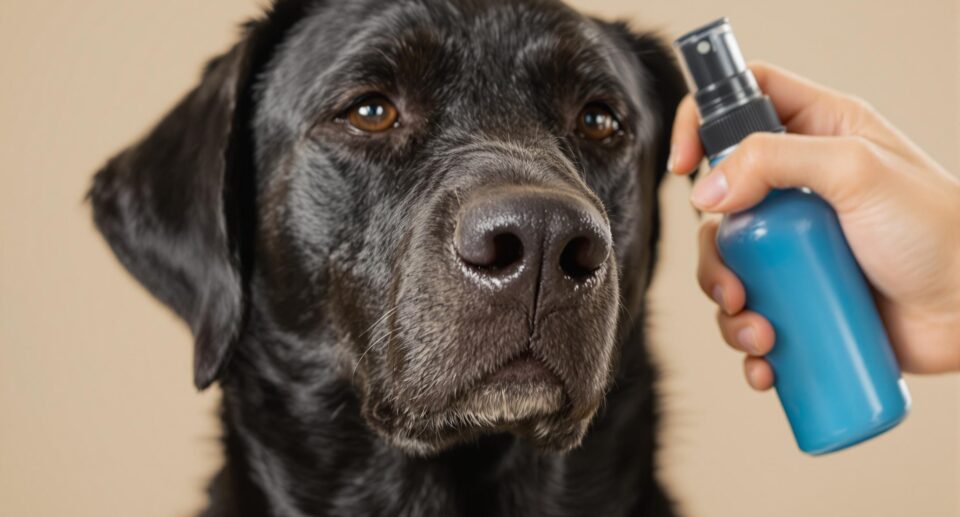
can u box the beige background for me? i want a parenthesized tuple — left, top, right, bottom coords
(1, 0, 957, 516)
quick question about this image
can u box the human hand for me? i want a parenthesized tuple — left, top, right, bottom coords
(669, 62, 960, 390)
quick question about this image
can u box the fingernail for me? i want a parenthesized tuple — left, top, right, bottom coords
(666, 144, 677, 173)
(711, 285, 725, 311)
(691, 169, 728, 209)
(737, 326, 758, 354)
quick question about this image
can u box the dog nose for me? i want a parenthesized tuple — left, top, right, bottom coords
(454, 187, 611, 285)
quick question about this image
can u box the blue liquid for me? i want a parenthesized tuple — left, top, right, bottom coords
(716, 188, 911, 454)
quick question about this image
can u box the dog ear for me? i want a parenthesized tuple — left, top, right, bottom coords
(88, 1, 309, 390)
(598, 23, 691, 289)
(610, 25, 689, 186)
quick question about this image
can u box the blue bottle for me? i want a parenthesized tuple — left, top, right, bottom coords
(674, 19, 910, 455)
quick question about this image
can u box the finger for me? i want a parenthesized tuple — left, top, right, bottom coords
(669, 62, 865, 179)
(690, 132, 887, 214)
(744, 356, 775, 391)
(668, 94, 704, 175)
(748, 62, 874, 137)
(696, 219, 746, 315)
(748, 62, 837, 133)
(716, 309, 776, 356)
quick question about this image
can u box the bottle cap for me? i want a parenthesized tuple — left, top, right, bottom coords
(674, 18, 783, 156)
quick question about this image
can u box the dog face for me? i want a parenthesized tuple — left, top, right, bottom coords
(90, 0, 684, 455)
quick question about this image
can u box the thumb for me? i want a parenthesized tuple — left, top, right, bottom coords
(691, 132, 886, 214)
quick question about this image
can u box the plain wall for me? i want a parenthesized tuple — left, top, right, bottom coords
(0, 1, 957, 516)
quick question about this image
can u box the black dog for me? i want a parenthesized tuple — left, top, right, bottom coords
(89, 0, 686, 515)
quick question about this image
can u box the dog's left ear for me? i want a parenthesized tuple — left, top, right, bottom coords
(599, 23, 689, 289)
(608, 24, 688, 185)
(87, 1, 310, 390)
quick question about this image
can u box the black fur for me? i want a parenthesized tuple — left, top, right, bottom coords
(89, 0, 687, 515)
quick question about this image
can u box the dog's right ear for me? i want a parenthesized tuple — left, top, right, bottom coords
(88, 1, 310, 390)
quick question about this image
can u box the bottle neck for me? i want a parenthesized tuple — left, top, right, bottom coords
(698, 96, 784, 158)
(696, 71, 762, 123)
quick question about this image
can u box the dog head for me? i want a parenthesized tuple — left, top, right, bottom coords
(89, 0, 684, 455)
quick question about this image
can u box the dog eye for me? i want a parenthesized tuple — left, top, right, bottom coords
(577, 103, 621, 141)
(345, 95, 399, 133)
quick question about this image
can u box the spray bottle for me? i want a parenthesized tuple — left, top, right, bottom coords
(673, 18, 911, 454)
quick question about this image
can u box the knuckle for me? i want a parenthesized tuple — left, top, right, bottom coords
(696, 261, 716, 293)
(696, 260, 712, 291)
(736, 134, 768, 173)
(696, 220, 724, 292)
(845, 95, 877, 117)
(715, 310, 729, 332)
(844, 136, 878, 179)
(842, 95, 883, 130)
(696, 267, 710, 292)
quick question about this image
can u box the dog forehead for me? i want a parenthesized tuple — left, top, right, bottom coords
(281, 0, 614, 91)
(333, 0, 593, 43)
(259, 0, 633, 134)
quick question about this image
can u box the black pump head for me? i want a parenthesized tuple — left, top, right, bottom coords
(673, 18, 783, 157)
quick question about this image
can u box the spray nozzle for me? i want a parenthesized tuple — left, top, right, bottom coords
(675, 18, 748, 93)
(673, 18, 783, 157)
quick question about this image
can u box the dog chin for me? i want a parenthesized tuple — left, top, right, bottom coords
(453, 382, 566, 424)
(375, 383, 596, 457)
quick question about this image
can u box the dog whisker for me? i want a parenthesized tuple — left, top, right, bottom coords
(359, 305, 400, 339)
(352, 320, 404, 382)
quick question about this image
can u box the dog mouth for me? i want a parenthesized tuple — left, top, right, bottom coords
(360, 308, 616, 455)
(449, 352, 567, 426)
(481, 351, 562, 387)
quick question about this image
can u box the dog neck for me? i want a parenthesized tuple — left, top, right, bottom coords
(201, 306, 672, 517)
